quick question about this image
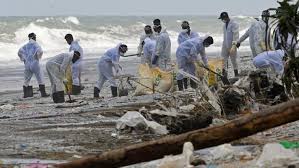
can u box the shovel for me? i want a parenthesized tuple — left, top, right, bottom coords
(195, 62, 231, 85)
(63, 81, 76, 103)
(121, 53, 142, 57)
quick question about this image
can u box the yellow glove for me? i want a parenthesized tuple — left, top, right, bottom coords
(230, 42, 237, 56)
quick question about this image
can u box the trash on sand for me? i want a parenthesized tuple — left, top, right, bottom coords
(280, 141, 299, 149)
(0, 104, 15, 111)
(179, 104, 195, 112)
(116, 111, 168, 135)
(158, 142, 194, 168)
(256, 143, 299, 167)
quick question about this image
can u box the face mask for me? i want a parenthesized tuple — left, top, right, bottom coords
(262, 17, 268, 23)
(203, 43, 210, 47)
(146, 33, 152, 37)
(119, 52, 125, 56)
(182, 29, 189, 33)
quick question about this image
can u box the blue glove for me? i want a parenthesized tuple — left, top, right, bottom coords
(152, 55, 159, 65)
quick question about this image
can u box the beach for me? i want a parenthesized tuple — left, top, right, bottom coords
(0, 53, 299, 167)
(1, 15, 299, 167)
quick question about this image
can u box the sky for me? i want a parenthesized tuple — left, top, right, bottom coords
(1, 0, 279, 16)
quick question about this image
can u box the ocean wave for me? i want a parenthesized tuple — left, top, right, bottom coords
(61, 16, 80, 25)
(36, 17, 54, 23)
(0, 19, 252, 62)
(232, 15, 253, 19)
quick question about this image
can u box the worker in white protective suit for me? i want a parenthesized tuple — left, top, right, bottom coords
(237, 10, 270, 58)
(18, 33, 49, 98)
(177, 21, 199, 45)
(176, 36, 213, 90)
(137, 25, 155, 59)
(253, 50, 285, 75)
(94, 44, 128, 98)
(152, 19, 171, 70)
(218, 12, 239, 77)
(46, 51, 81, 103)
(65, 34, 84, 95)
(142, 37, 156, 66)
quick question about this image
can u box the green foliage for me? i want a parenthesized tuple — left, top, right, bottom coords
(269, 0, 299, 93)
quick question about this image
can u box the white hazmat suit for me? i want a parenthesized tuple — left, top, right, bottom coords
(154, 29, 171, 70)
(137, 34, 155, 56)
(178, 31, 199, 45)
(95, 44, 123, 91)
(221, 19, 239, 71)
(238, 20, 267, 57)
(18, 39, 44, 86)
(142, 38, 156, 66)
(69, 40, 83, 86)
(253, 50, 285, 75)
(176, 37, 209, 80)
(46, 52, 73, 93)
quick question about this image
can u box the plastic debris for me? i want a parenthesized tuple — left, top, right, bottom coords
(280, 141, 299, 149)
(256, 143, 299, 167)
(158, 142, 194, 168)
(0, 104, 15, 111)
(116, 111, 168, 135)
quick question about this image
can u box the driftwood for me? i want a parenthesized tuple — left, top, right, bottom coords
(56, 98, 299, 168)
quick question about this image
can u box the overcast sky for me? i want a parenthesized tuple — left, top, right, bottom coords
(1, 0, 279, 16)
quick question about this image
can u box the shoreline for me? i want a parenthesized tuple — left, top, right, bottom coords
(0, 51, 251, 93)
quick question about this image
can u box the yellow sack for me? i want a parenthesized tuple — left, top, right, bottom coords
(208, 58, 223, 86)
(152, 67, 173, 93)
(65, 65, 73, 93)
(194, 58, 223, 86)
(134, 64, 173, 96)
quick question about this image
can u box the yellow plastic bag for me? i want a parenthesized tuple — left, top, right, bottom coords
(152, 67, 173, 93)
(65, 65, 72, 93)
(208, 58, 223, 86)
(194, 58, 223, 86)
(134, 64, 173, 96)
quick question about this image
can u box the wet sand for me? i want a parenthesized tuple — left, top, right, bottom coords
(1, 54, 298, 167)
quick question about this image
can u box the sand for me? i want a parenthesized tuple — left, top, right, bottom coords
(0, 54, 298, 167)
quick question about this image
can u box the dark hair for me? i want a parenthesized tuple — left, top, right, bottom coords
(120, 44, 127, 48)
(65, 34, 73, 40)
(145, 25, 152, 29)
(153, 19, 161, 26)
(182, 21, 189, 25)
(204, 36, 214, 45)
(28, 33, 36, 39)
(74, 51, 81, 57)
(262, 10, 270, 17)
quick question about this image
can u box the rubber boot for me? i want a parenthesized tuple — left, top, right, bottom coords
(23, 86, 28, 98)
(222, 69, 228, 78)
(72, 85, 81, 95)
(111, 86, 118, 97)
(177, 80, 184, 91)
(183, 78, 188, 89)
(52, 91, 65, 103)
(234, 69, 239, 77)
(39, 85, 49, 97)
(190, 79, 198, 89)
(27, 86, 33, 97)
(52, 92, 58, 103)
(94, 87, 100, 98)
